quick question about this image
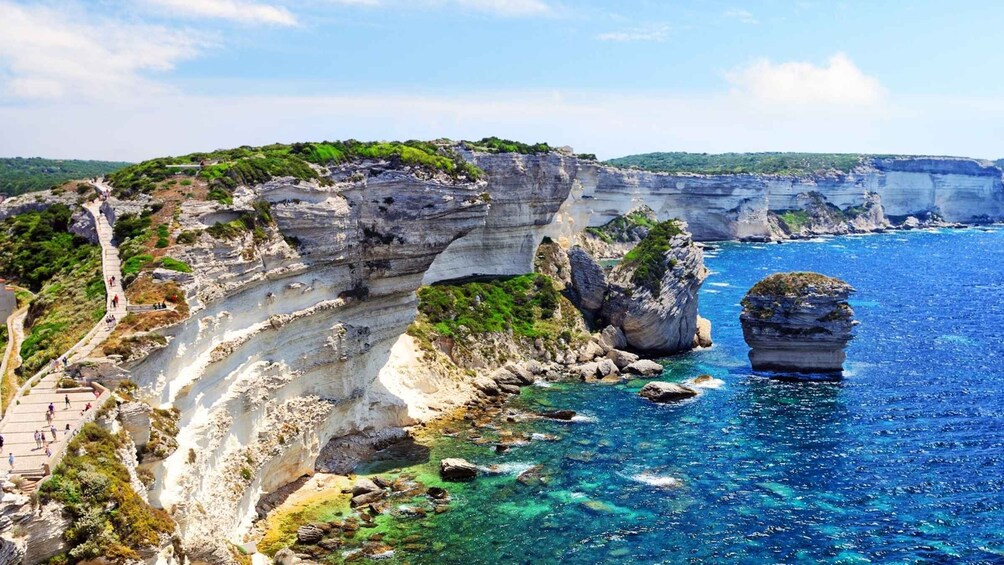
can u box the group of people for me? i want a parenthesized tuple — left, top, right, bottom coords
(50, 355, 69, 372)
(150, 301, 169, 310)
(105, 313, 117, 326)
(4, 396, 92, 470)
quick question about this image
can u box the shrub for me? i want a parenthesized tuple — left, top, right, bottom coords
(38, 424, 175, 561)
(619, 219, 685, 297)
(175, 231, 198, 245)
(158, 257, 191, 273)
(416, 274, 560, 338)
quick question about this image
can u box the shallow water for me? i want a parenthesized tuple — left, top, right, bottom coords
(339, 228, 1004, 563)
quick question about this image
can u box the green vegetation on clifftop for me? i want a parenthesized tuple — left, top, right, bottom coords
(619, 219, 685, 298)
(606, 152, 866, 176)
(0, 205, 105, 376)
(108, 140, 483, 197)
(746, 272, 850, 298)
(0, 157, 130, 196)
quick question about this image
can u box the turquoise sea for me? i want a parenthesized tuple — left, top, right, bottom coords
(354, 227, 1004, 564)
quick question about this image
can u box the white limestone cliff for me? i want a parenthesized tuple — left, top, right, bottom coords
(105, 149, 1004, 561)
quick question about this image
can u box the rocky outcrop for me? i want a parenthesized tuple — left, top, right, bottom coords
(118, 401, 153, 449)
(638, 381, 698, 403)
(567, 246, 607, 313)
(601, 220, 708, 353)
(740, 272, 856, 374)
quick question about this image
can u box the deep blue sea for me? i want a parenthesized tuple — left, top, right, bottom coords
(357, 227, 1004, 564)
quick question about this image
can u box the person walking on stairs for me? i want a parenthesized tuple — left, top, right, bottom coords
(33, 430, 41, 449)
(65, 394, 70, 409)
(49, 425, 57, 441)
(0, 433, 4, 451)
(8, 453, 13, 471)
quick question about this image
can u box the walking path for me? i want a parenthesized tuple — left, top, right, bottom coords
(0, 192, 125, 481)
(0, 303, 28, 415)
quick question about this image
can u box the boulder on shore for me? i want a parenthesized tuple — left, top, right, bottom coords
(440, 458, 478, 481)
(740, 272, 855, 375)
(623, 359, 663, 376)
(638, 382, 699, 403)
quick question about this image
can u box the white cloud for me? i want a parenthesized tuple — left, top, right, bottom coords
(0, 1, 208, 100)
(0, 88, 926, 162)
(597, 24, 670, 42)
(727, 53, 886, 106)
(724, 8, 758, 24)
(145, 0, 297, 25)
(452, 0, 551, 17)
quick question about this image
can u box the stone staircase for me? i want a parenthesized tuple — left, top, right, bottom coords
(0, 195, 123, 481)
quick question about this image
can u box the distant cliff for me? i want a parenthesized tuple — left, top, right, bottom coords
(567, 155, 1004, 241)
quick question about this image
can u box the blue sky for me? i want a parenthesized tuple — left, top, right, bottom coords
(1, 0, 1003, 161)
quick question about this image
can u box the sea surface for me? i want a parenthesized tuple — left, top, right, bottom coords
(322, 228, 1004, 563)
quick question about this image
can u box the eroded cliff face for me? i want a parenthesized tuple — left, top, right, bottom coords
(124, 153, 581, 561)
(562, 157, 1004, 241)
(112, 148, 1004, 560)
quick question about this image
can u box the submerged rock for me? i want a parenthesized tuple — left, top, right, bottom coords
(440, 458, 478, 481)
(638, 382, 699, 403)
(540, 410, 576, 420)
(740, 272, 856, 374)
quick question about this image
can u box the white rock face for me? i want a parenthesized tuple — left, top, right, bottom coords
(561, 157, 1004, 241)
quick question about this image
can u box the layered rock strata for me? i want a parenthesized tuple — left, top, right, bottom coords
(740, 272, 856, 374)
(601, 220, 708, 353)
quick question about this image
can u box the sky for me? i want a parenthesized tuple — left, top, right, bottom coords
(1, 0, 1003, 161)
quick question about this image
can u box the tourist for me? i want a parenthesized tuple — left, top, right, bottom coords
(45, 411, 52, 424)
(92, 388, 100, 398)
(0, 434, 4, 450)
(44, 444, 51, 457)
(84, 402, 92, 412)
(34, 430, 41, 449)
(48, 402, 54, 415)
(49, 425, 57, 441)
(8, 453, 13, 470)
(112, 295, 118, 308)
(64, 423, 70, 435)
(64, 394, 70, 409)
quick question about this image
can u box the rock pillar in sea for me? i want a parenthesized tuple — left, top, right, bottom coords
(601, 219, 708, 353)
(740, 272, 855, 375)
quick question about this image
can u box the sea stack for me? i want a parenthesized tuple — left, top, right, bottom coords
(740, 272, 855, 375)
(601, 219, 708, 353)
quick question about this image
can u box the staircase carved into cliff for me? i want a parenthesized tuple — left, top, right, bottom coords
(0, 193, 123, 484)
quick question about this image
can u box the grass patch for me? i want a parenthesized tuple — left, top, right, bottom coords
(746, 272, 848, 298)
(619, 219, 685, 297)
(158, 257, 191, 273)
(778, 210, 811, 232)
(416, 274, 560, 339)
(38, 423, 175, 563)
